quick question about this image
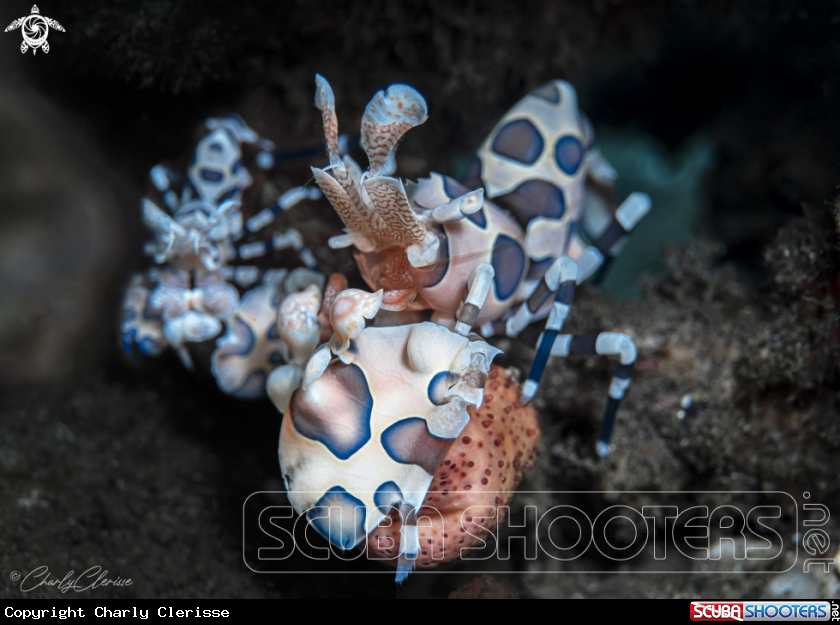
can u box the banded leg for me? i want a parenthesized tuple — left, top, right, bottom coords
(142, 198, 189, 264)
(574, 192, 651, 283)
(219, 265, 289, 289)
(142, 267, 162, 284)
(484, 256, 577, 340)
(237, 228, 317, 269)
(585, 148, 618, 186)
(205, 113, 277, 160)
(541, 332, 637, 457)
(454, 263, 494, 336)
(245, 186, 323, 234)
(121, 274, 165, 356)
(430, 188, 484, 224)
(256, 135, 359, 170)
(149, 165, 180, 210)
(519, 259, 579, 404)
(396, 504, 419, 584)
(205, 113, 269, 147)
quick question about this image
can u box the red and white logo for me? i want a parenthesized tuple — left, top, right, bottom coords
(691, 602, 743, 621)
(691, 601, 832, 621)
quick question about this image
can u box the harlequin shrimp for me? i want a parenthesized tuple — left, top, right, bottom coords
(121, 114, 323, 373)
(229, 75, 647, 583)
(271, 286, 509, 582)
(309, 76, 648, 456)
(210, 267, 328, 399)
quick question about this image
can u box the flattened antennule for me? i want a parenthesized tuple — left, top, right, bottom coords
(311, 167, 383, 250)
(361, 84, 428, 177)
(311, 78, 437, 263)
(363, 177, 426, 247)
(314, 74, 341, 166)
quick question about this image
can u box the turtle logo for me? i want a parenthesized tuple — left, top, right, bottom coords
(5, 5, 64, 55)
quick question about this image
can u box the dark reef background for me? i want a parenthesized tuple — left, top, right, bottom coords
(1, 0, 840, 599)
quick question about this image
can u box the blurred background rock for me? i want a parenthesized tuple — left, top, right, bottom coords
(0, 83, 128, 385)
